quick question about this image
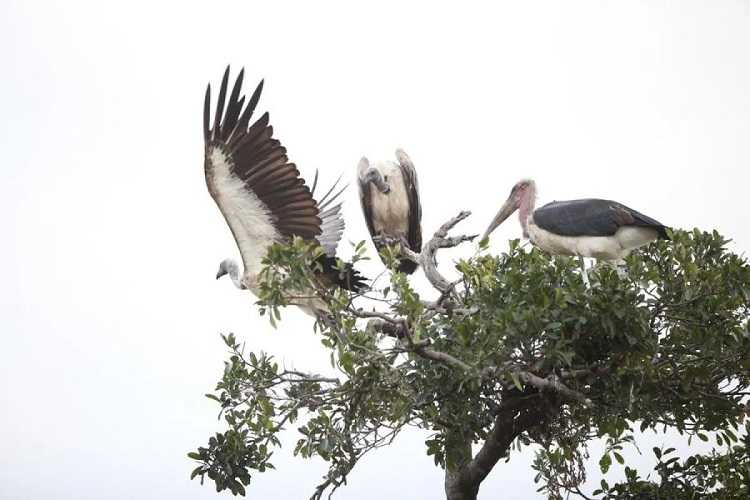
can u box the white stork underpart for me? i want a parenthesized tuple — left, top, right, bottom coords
(203, 66, 365, 314)
(357, 150, 422, 274)
(482, 179, 668, 279)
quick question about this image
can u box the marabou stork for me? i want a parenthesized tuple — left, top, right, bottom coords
(482, 179, 668, 283)
(358, 149, 422, 274)
(204, 67, 365, 314)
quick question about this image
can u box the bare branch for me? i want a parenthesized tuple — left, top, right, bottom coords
(279, 370, 340, 384)
(414, 345, 474, 372)
(515, 371, 592, 407)
(365, 318, 406, 339)
(350, 307, 403, 324)
(419, 211, 476, 294)
(424, 299, 479, 317)
(559, 367, 610, 379)
(480, 364, 593, 407)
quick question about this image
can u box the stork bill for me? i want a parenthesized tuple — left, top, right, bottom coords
(483, 179, 669, 261)
(203, 66, 365, 314)
(358, 149, 422, 274)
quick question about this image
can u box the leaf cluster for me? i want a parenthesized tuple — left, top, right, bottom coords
(191, 228, 750, 498)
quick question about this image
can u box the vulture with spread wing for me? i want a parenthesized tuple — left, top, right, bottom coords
(203, 67, 365, 314)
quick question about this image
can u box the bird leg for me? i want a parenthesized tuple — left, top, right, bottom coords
(373, 234, 410, 249)
(614, 259, 627, 279)
(578, 255, 591, 288)
(604, 259, 628, 279)
(594, 259, 628, 279)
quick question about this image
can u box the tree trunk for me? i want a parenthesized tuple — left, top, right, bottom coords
(443, 435, 479, 500)
(443, 404, 545, 499)
(444, 467, 479, 500)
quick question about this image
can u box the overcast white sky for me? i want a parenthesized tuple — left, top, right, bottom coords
(1, 1, 749, 499)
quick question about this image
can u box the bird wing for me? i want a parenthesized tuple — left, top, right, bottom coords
(356, 157, 378, 239)
(534, 199, 668, 238)
(311, 170, 347, 256)
(395, 149, 423, 252)
(203, 67, 322, 272)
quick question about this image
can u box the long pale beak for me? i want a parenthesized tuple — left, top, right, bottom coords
(482, 197, 518, 241)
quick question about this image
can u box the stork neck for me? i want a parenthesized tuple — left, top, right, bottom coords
(518, 185, 536, 238)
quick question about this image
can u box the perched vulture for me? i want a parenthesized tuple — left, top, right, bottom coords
(357, 149, 422, 274)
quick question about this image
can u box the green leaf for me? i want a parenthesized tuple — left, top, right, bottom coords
(599, 453, 612, 474)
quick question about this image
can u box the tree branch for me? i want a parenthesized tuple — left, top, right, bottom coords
(480, 365, 593, 408)
(516, 371, 592, 407)
(390, 211, 476, 294)
(461, 400, 545, 490)
(364, 318, 406, 339)
(414, 345, 474, 372)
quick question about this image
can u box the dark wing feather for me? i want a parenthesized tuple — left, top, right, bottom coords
(395, 149, 423, 253)
(317, 255, 368, 292)
(203, 66, 322, 261)
(357, 158, 376, 237)
(356, 159, 377, 241)
(534, 199, 668, 238)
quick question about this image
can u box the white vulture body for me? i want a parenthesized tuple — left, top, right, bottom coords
(204, 67, 364, 314)
(358, 150, 422, 274)
(368, 162, 410, 236)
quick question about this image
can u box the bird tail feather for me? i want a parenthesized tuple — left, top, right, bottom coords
(317, 255, 368, 292)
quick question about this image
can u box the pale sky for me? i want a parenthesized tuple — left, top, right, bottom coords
(1, 1, 749, 499)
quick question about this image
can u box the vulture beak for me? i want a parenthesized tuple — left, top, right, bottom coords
(482, 196, 518, 242)
(364, 168, 390, 194)
(216, 270, 225, 280)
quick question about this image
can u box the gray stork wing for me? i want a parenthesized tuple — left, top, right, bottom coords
(534, 199, 668, 238)
(311, 170, 347, 257)
(395, 149, 423, 253)
(203, 67, 322, 271)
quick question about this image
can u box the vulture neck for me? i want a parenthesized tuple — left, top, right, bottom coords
(224, 259, 246, 289)
(365, 167, 390, 193)
(519, 183, 537, 238)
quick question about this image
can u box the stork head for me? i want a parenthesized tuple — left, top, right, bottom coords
(482, 179, 536, 241)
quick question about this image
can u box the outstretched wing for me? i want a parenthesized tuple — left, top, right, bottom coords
(534, 199, 669, 239)
(203, 67, 322, 271)
(395, 149, 422, 252)
(311, 170, 347, 257)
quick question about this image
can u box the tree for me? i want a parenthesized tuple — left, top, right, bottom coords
(189, 212, 750, 500)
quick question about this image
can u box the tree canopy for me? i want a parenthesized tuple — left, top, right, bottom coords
(190, 213, 750, 499)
